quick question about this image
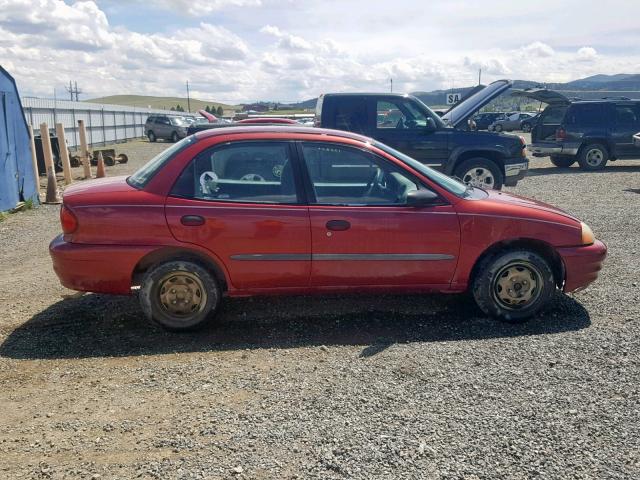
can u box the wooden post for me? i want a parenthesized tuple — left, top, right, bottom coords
(28, 125, 40, 197)
(39, 123, 55, 176)
(77, 119, 91, 179)
(55, 123, 73, 185)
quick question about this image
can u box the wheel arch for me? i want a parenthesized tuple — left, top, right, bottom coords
(579, 137, 613, 156)
(469, 238, 566, 289)
(446, 148, 506, 176)
(132, 246, 229, 292)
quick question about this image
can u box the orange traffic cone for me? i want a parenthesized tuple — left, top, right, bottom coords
(96, 151, 106, 178)
(44, 168, 62, 204)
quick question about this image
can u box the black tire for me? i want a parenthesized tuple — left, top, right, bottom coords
(454, 157, 504, 190)
(147, 130, 157, 143)
(472, 249, 555, 323)
(521, 123, 531, 133)
(104, 155, 116, 167)
(550, 155, 576, 168)
(495, 124, 503, 132)
(171, 131, 179, 143)
(140, 260, 221, 331)
(577, 143, 608, 171)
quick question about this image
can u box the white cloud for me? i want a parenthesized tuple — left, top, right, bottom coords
(260, 24, 312, 51)
(521, 41, 555, 58)
(576, 46, 598, 62)
(147, 0, 261, 16)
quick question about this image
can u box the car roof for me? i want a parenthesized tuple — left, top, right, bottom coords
(321, 92, 417, 99)
(194, 125, 374, 143)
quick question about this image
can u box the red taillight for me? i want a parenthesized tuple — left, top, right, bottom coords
(555, 127, 566, 142)
(60, 205, 78, 234)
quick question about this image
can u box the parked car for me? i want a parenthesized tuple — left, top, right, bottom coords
(512, 89, 640, 169)
(472, 112, 504, 130)
(488, 112, 536, 132)
(634, 132, 640, 147)
(236, 118, 298, 124)
(50, 126, 606, 331)
(520, 113, 541, 133)
(315, 80, 529, 190)
(145, 115, 190, 143)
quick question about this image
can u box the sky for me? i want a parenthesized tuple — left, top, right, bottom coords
(0, 0, 638, 104)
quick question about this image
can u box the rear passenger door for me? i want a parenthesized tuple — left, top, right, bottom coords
(165, 141, 311, 290)
(611, 103, 640, 157)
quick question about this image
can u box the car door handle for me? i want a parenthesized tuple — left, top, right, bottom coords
(181, 215, 205, 226)
(326, 220, 350, 231)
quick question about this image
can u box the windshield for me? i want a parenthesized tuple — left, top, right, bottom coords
(373, 141, 468, 197)
(409, 97, 447, 129)
(127, 136, 196, 189)
(171, 117, 188, 126)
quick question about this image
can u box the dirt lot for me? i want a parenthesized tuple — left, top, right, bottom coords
(0, 135, 639, 479)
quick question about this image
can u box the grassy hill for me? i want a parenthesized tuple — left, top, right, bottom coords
(86, 95, 238, 113)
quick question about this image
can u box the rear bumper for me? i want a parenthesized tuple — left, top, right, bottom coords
(49, 234, 154, 294)
(558, 240, 607, 293)
(503, 159, 528, 187)
(527, 142, 580, 157)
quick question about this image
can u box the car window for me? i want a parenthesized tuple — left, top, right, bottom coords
(128, 136, 196, 189)
(376, 99, 429, 129)
(541, 106, 567, 124)
(330, 97, 368, 132)
(171, 142, 298, 204)
(566, 104, 605, 126)
(614, 105, 638, 124)
(301, 142, 420, 205)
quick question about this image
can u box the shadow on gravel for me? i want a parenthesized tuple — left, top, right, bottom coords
(527, 165, 640, 176)
(0, 292, 590, 360)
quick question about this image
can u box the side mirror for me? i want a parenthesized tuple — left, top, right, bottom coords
(425, 117, 437, 131)
(406, 189, 440, 207)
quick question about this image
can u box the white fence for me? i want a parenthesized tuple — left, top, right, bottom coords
(21, 97, 185, 149)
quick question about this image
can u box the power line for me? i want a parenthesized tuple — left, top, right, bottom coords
(64, 80, 83, 101)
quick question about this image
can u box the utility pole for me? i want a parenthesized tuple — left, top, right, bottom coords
(186, 80, 191, 112)
(65, 81, 82, 101)
(390, 78, 393, 93)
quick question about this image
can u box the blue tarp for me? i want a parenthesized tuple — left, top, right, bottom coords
(0, 65, 38, 211)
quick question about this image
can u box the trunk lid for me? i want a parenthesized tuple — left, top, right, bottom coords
(442, 80, 513, 128)
(510, 88, 571, 106)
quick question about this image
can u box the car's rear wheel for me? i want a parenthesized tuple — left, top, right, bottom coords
(140, 260, 221, 331)
(521, 123, 532, 132)
(147, 130, 157, 143)
(550, 155, 576, 168)
(171, 132, 179, 143)
(454, 158, 504, 190)
(578, 143, 608, 171)
(472, 249, 555, 323)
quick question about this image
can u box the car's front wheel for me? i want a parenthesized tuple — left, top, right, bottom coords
(494, 124, 503, 132)
(472, 249, 555, 322)
(140, 260, 221, 331)
(550, 155, 576, 168)
(147, 130, 157, 142)
(171, 131, 179, 143)
(521, 123, 532, 132)
(454, 158, 504, 190)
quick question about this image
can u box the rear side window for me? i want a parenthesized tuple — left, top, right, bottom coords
(566, 104, 606, 126)
(541, 106, 568, 124)
(614, 105, 639, 125)
(171, 142, 298, 204)
(327, 97, 368, 132)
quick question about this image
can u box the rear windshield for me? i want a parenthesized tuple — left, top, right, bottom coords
(127, 136, 196, 189)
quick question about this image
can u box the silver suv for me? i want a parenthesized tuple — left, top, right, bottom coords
(145, 115, 189, 143)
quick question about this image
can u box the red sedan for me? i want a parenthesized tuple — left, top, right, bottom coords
(50, 127, 606, 331)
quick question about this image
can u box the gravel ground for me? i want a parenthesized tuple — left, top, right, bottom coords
(0, 135, 639, 479)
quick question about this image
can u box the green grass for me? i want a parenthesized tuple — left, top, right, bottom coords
(86, 95, 239, 114)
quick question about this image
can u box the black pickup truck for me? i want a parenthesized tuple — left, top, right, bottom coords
(314, 80, 529, 189)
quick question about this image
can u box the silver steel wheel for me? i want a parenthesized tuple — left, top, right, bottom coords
(158, 272, 207, 318)
(462, 167, 495, 188)
(585, 148, 604, 167)
(492, 261, 542, 310)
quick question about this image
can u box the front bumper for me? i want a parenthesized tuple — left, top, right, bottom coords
(503, 159, 529, 187)
(558, 240, 607, 293)
(49, 234, 154, 294)
(527, 142, 580, 157)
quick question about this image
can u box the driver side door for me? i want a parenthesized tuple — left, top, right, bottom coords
(299, 141, 460, 288)
(372, 98, 449, 165)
